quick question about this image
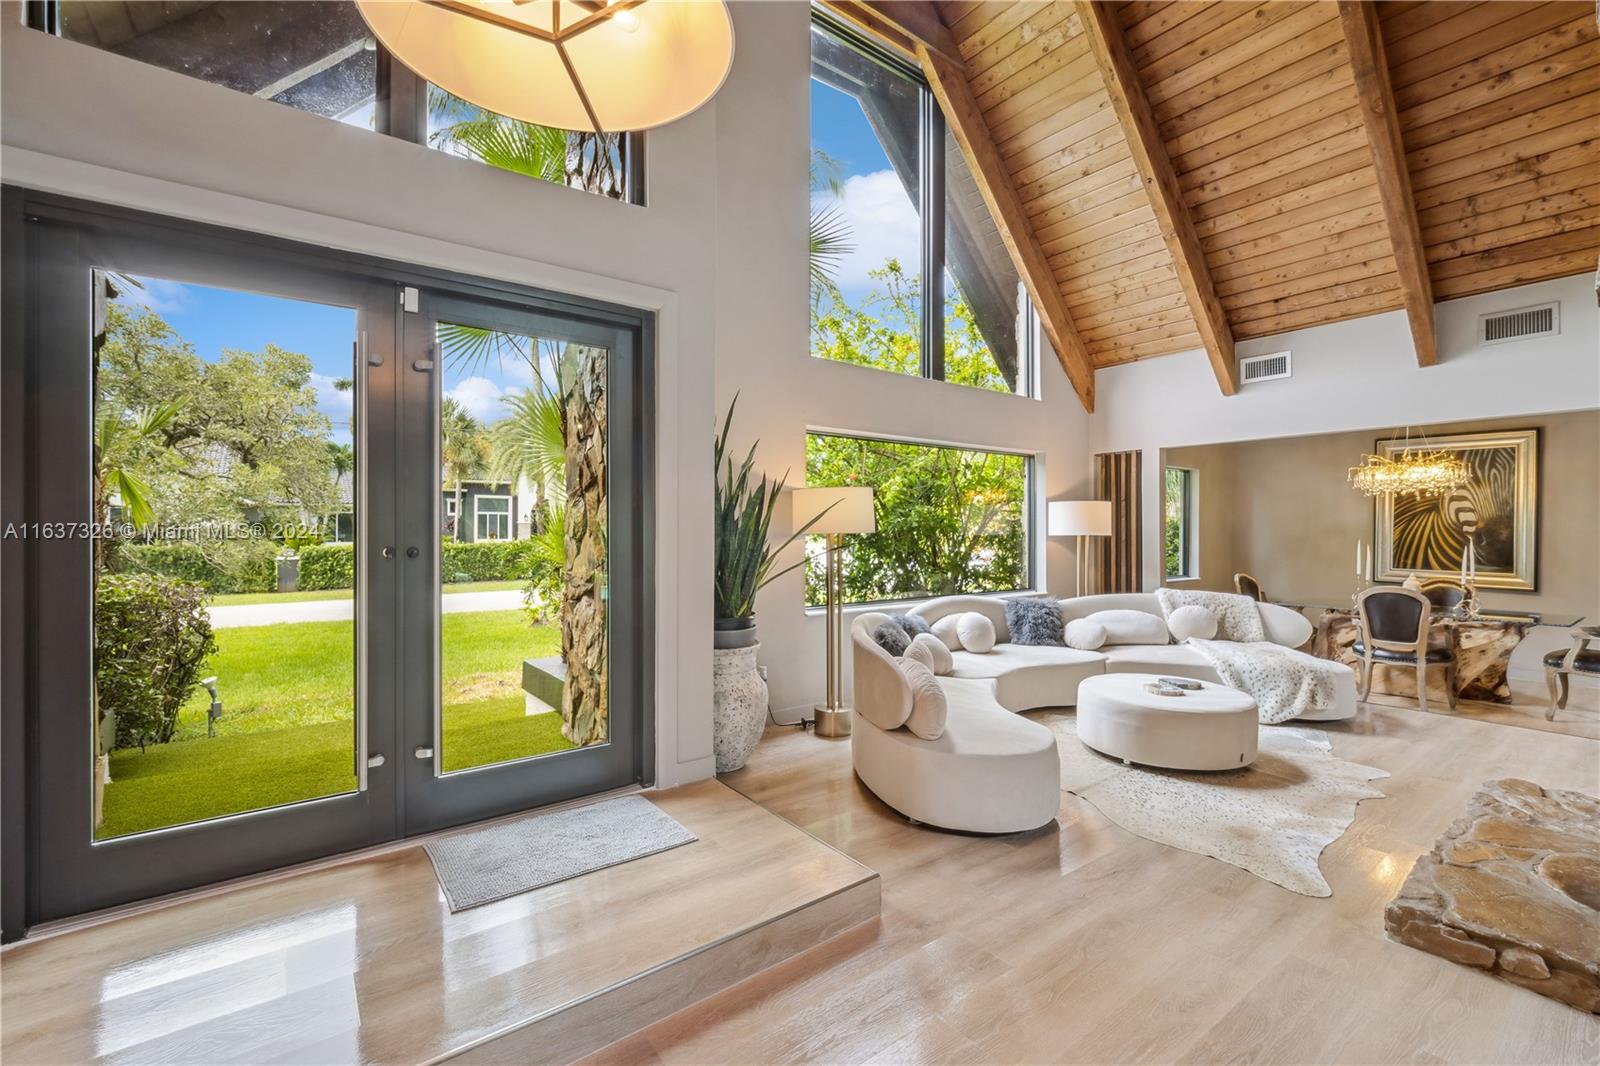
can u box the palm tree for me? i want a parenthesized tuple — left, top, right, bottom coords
(94, 398, 185, 573)
(440, 398, 489, 541)
(490, 388, 567, 509)
(810, 149, 855, 310)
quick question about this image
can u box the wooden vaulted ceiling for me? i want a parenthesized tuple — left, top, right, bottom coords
(822, 1, 1600, 411)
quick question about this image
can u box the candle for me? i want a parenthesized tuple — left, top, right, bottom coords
(1355, 539, 1363, 577)
(1365, 543, 1372, 581)
(1469, 539, 1477, 582)
(1460, 542, 1467, 585)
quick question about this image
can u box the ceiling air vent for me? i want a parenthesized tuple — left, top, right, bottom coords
(1238, 350, 1291, 385)
(1481, 302, 1559, 345)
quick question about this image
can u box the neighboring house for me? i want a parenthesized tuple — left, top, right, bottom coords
(442, 479, 521, 542)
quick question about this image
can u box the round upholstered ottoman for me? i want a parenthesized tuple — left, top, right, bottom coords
(1076, 674, 1258, 771)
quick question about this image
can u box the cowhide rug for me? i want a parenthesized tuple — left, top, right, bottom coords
(1051, 719, 1389, 897)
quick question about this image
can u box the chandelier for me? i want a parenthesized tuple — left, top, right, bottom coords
(1348, 430, 1470, 498)
(356, 0, 734, 133)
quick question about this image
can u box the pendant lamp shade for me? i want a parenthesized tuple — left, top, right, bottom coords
(356, 1, 735, 133)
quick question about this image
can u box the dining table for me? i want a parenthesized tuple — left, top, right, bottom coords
(1273, 601, 1587, 704)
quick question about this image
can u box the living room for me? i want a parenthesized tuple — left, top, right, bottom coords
(2, 2, 1596, 1064)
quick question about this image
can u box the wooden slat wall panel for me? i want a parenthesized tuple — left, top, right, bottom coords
(922, 1, 1598, 371)
(1382, 0, 1600, 301)
(1093, 450, 1142, 594)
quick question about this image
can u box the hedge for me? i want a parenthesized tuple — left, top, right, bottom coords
(296, 540, 536, 590)
(112, 541, 277, 594)
(95, 574, 216, 749)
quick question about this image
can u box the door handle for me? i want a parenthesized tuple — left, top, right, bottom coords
(412, 359, 434, 372)
(414, 746, 434, 760)
(406, 546, 420, 559)
(366, 753, 386, 769)
(382, 546, 395, 559)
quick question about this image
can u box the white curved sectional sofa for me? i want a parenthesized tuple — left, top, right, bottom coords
(849, 592, 1356, 834)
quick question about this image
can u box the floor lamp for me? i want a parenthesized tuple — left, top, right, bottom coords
(1049, 500, 1113, 598)
(790, 486, 876, 738)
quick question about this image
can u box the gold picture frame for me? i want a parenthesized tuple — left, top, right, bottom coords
(1374, 429, 1538, 591)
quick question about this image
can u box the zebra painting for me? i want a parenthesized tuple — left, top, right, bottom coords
(1377, 429, 1538, 591)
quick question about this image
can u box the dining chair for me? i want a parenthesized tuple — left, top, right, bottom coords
(1419, 580, 1464, 612)
(1544, 627, 1600, 721)
(1355, 586, 1458, 712)
(1233, 573, 1264, 601)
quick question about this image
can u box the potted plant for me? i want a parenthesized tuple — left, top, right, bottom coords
(711, 397, 831, 771)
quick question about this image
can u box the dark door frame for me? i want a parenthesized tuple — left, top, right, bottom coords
(0, 188, 656, 940)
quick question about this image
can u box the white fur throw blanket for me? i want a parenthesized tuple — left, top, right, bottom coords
(1186, 639, 1344, 724)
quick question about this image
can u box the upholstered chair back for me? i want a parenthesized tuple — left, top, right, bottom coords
(1359, 587, 1430, 648)
(1234, 573, 1264, 601)
(851, 612, 912, 728)
(1421, 582, 1464, 610)
(907, 595, 1013, 643)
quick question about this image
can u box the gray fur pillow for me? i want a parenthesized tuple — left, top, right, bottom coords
(1004, 598, 1065, 646)
(891, 612, 933, 638)
(873, 619, 911, 657)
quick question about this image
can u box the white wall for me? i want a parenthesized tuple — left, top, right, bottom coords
(1091, 273, 1600, 592)
(710, 3, 1092, 723)
(2, 2, 1093, 764)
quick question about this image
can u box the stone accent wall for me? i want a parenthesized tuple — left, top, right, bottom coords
(561, 346, 608, 746)
(1385, 778, 1598, 1013)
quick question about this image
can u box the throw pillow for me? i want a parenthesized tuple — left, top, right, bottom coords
(1004, 598, 1065, 646)
(892, 612, 934, 638)
(1167, 604, 1218, 642)
(1154, 588, 1265, 642)
(955, 611, 997, 653)
(930, 614, 964, 651)
(872, 619, 911, 657)
(905, 632, 953, 675)
(899, 659, 948, 740)
(1064, 618, 1107, 651)
(1085, 609, 1170, 646)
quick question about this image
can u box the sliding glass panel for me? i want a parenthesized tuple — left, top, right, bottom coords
(92, 273, 360, 839)
(804, 433, 1030, 606)
(809, 21, 922, 376)
(434, 325, 609, 773)
(944, 127, 1029, 396)
(58, 2, 378, 128)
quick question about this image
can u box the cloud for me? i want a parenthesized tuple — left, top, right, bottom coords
(812, 168, 920, 291)
(112, 276, 192, 314)
(447, 376, 510, 422)
(311, 372, 353, 421)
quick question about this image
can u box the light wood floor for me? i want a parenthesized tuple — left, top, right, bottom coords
(588, 704, 1600, 1066)
(0, 781, 877, 1065)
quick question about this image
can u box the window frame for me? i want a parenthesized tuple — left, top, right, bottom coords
(27, 2, 646, 206)
(809, 12, 1035, 398)
(1163, 466, 1197, 582)
(803, 428, 1036, 609)
(473, 493, 512, 542)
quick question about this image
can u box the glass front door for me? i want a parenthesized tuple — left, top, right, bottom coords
(18, 201, 649, 926)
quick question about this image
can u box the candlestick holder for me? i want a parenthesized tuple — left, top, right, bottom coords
(1459, 582, 1482, 620)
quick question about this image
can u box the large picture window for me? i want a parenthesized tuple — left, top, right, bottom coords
(809, 16, 1035, 397)
(37, 2, 643, 203)
(804, 433, 1032, 607)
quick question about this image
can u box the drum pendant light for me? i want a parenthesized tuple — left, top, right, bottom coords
(356, 0, 735, 133)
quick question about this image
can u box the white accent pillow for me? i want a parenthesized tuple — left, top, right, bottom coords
(904, 632, 953, 676)
(899, 659, 948, 740)
(1085, 609, 1170, 646)
(955, 612, 996, 654)
(930, 614, 964, 651)
(1167, 604, 1218, 642)
(1064, 618, 1107, 651)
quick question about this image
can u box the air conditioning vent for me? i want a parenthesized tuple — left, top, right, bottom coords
(1481, 302, 1558, 345)
(1238, 350, 1291, 384)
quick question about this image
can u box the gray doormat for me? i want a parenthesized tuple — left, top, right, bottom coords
(424, 795, 697, 912)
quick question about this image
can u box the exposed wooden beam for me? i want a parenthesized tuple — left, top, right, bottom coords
(917, 41, 1097, 411)
(818, 2, 965, 68)
(1073, 1, 1238, 396)
(1337, 0, 1438, 367)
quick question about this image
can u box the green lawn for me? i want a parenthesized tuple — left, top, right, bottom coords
(207, 579, 521, 606)
(101, 609, 574, 839)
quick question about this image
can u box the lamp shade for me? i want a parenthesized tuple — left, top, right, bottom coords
(1048, 500, 1112, 537)
(356, 0, 735, 133)
(790, 486, 875, 535)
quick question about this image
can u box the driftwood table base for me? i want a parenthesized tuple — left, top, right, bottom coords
(1315, 611, 1531, 704)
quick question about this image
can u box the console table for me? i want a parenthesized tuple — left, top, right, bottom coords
(1287, 605, 1585, 705)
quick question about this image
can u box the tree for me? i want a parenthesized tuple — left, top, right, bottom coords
(440, 398, 489, 541)
(93, 397, 185, 571)
(428, 86, 624, 199)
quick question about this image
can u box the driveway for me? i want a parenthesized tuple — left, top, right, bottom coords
(208, 589, 524, 628)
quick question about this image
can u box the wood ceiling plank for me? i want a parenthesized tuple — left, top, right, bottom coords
(1144, 3, 1331, 108)
(1203, 183, 1384, 252)
(1010, 114, 1131, 187)
(1063, 265, 1184, 299)
(1382, 1, 1533, 67)
(961, 6, 1074, 82)
(916, 37, 1097, 411)
(1401, 53, 1600, 148)
(1431, 244, 1599, 298)
(1079, 317, 1210, 352)
(1028, 163, 1144, 224)
(1090, 332, 1205, 364)
(1131, 2, 1254, 68)
(1047, 226, 1167, 271)
(1166, 61, 1356, 160)
(1408, 116, 1598, 193)
(1404, 92, 1598, 173)
(967, 11, 1079, 98)
(1076, 0, 1237, 395)
(973, 24, 1091, 110)
(1231, 291, 1404, 338)
(1195, 168, 1375, 239)
(1389, 4, 1580, 91)
(1004, 106, 1123, 175)
(1036, 194, 1159, 253)
(1425, 204, 1600, 262)
(1215, 251, 1398, 302)
(1411, 139, 1597, 210)
(1018, 141, 1138, 205)
(1394, 16, 1597, 113)
(1422, 180, 1600, 242)
(1177, 106, 1364, 194)
(1158, 32, 1348, 137)
(1378, 0, 1476, 47)
(1212, 237, 1397, 293)
(1417, 162, 1599, 226)
(1184, 126, 1370, 201)
(1079, 306, 1204, 345)
(1189, 147, 1372, 221)
(1172, 85, 1360, 174)
(1206, 201, 1390, 267)
(1340, 4, 1438, 364)
(948, 1, 1048, 63)
(1228, 272, 1402, 325)
(993, 76, 1108, 156)
(979, 44, 1101, 123)
(1427, 224, 1599, 278)
(1075, 288, 1190, 327)
(1210, 224, 1396, 283)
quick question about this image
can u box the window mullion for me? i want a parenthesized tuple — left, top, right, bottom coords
(919, 89, 945, 381)
(376, 47, 426, 143)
